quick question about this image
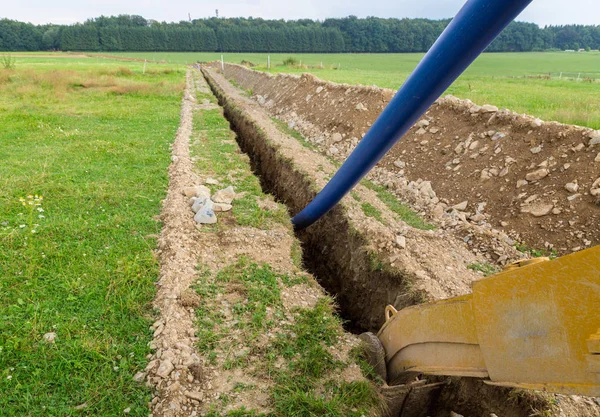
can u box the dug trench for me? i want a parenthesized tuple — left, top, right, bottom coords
(198, 66, 599, 417)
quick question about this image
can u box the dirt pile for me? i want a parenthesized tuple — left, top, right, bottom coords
(222, 63, 600, 259)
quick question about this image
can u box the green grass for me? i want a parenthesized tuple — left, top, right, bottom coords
(0, 61, 183, 415)
(360, 202, 383, 222)
(190, 103, 289, 230)
(112, 51, 600, 129)
(362, 180, 435, 231)
(467, 262, 499, 276)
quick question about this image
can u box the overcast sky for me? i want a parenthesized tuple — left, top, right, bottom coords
(2, 0, 598, 27)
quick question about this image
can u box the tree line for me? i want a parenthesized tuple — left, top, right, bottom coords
(1, 14, 600, 53)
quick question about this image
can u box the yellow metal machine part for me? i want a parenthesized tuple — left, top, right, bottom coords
(377, 246, 600, 397)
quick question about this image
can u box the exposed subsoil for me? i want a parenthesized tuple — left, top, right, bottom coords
(201, 66, 570, 417)
(221, 64, 600, 260)
(204, 63, 600, 417)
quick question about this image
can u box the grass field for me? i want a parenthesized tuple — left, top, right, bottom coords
(0, 58, 183, 415)
(104, 51, 600, 129)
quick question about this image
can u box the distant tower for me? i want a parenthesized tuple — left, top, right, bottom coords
(216, 9, 219, 18)
(188, 13, 192, 22)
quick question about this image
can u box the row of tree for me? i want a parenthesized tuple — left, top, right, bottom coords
(1, 15, 600, 53)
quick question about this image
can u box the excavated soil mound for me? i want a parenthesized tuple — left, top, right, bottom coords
(222, 63, 600, 259)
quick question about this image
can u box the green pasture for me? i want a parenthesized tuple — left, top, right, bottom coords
(106, 51, 600, 129)
(0, 57, 183, 415)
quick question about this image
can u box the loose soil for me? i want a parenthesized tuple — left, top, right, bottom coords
(204, 63, 600, 417)
(221, 64, 600, 260)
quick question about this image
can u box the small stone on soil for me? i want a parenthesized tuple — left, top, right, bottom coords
(43, 332, 57, 343)
(525, 168, 549, 182)
(212, 186, 236, 204)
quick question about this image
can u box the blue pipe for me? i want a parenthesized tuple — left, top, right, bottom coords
(291, 0, 533, 230)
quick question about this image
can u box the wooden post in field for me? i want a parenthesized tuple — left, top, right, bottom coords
(143, 59, 147, 74)
(577, 72, 581, 81)
(559, 72, 562, 79)
(221, 55, 224, 71)
(320, 61, 323, 68)
(338, 63, 341, 70)
(268, 55, 270, 69)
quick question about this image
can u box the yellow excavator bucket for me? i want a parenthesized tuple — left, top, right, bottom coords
(376, 246, 600, 396)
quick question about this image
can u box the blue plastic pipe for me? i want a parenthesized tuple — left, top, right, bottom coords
(291, 0, 533, 230)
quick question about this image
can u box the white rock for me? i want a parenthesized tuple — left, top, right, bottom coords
(481, 104, 498, 113)
(183, 185, 210, 199)
(469, 140, 480, 150)
(590, 178, 600, 196)
(316, 86, 324, 94)
(395, 235, 406, 249)
(450, 412, 465, 417)
(393, 159, 406, 169)
(184, 391, 204, 401)
(567, 193, 581, 201)
(530, 146, 542, 154)
(573, 143, 585, 152)
(530, 119, 543, 128)
(480, 169, 491, 181)
(416, 119, 430, 127)
(331, 132, 343, 143)
(123, 408, 131, 414)
(194, 200, 217, 224)
(589, 131, 600, 146)
(469, 105, 482, 114)
(43, 332, 57, 343)
(429, 127, 440, 134)
(155, 360, 174, 378)
(191, 196, 209, 213)
(416, 128, 427, 135)
(595, 153, 600, 162)
(525, 168, 549, 182)
(564, 182, 579, 193)
(212, 186, 235, 204)
(133, 372, 146, 382)
(205, 177, 219, 185)
(213, 203, 232, 212)
(454, 143, 465, 154)
(491, 132, 505, 141)
(453, 201, 468, 211)
(355, 103, 367, 111)
(522, 202, 553, 217)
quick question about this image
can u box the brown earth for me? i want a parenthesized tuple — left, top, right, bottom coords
(202, 66, 600, 417)
(221, 63, 600, 260)
(206, 63, 600, 417)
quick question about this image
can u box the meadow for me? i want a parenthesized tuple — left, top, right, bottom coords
(107, 51, 600, 129)
(0, 56, 184, 415)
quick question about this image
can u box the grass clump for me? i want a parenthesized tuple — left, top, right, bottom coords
(467, 262, 498, 276)
(362, 180, 435, 231)
(515, 243, 558, 259)
(282, 57, 299, 67)
(1, 54, 16, 69)
(361, 202, 383, 222)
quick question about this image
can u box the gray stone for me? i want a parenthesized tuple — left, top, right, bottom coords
(194, 200, 217, 224)
(573, 143, 585, 152)
(393, 159, 406, 169)
(155, 360, 174, 378)
(530, 119, 543, 128)
(43, 332, 57, 343)
(450, 412, 465, 417)
(530, 146, 542, 154)
(595, 153, 600, 162)
(191, 197, 209, 213)
(491, 132, 505, 141)
(213, 203, 232, 212)
(212, 186, 235, 204)
(564, 182, 579, 193)
(355, 102, 367, 111)
(184, 391, 204, 401)
(205, 177, 219, 185)
(183, 185, 210, 199)
(522, 202, 553, 217)
(133, 372, 146, 382)
(567, 193, 581, 201)
(416, 128, 427, 135)
(453, 201, 468, 211)
(331, 132, 343, 143)
(469, 140, 480, 150)
(481, 104, 498, 113)
(395, 235, 406, 249)
(416, 119, 430, 127)
(591, 178, 600, 196)
(429, 127, 440, 134)
(525, 168, 549, 182)
(591, 136, 600, 146)
(316, 86, 324, 94)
